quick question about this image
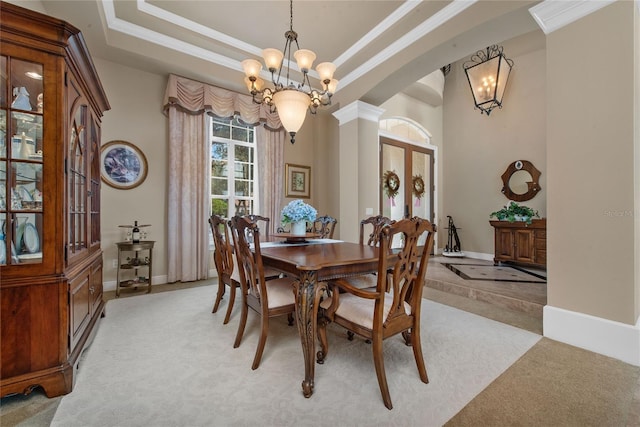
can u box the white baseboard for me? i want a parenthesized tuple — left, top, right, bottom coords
(544, 305, 640, 366)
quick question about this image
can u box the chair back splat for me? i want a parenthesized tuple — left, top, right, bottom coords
(209, 214, 239, 324)
(318, 216, 436, 410)
(310, 215, 337, 238)
(246, 214, 271, 239)
(359, 215, 396, 246)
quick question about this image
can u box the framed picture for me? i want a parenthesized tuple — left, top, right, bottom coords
(100, 140, 148, 190)
(285, 163, 310, 199)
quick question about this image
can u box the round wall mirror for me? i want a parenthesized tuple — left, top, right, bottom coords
(500, 160, 541, 201)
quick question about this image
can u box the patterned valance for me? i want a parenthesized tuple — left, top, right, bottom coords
(163, 74, 282, 130)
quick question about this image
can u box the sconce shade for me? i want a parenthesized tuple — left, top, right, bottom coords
(294, 49, 316, 73)
(242, 59, 263, 79)
(463, 45, 513, 115)
(262, 48, 284, 72)
(316, 62, 336, 83)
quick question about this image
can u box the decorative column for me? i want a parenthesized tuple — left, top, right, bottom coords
(332, 101, 385, 243)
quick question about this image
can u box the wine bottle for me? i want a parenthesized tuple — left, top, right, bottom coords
(132, 221, 140, 243)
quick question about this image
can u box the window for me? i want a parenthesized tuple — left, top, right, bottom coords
(210, 116, 256, 218)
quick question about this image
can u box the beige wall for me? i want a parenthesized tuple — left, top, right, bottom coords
(94, 58, 169, 286)
(546, 1, 638, 325)
(442, 30, 547, 257)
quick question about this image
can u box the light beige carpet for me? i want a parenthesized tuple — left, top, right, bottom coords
(51, 285, 540, 426)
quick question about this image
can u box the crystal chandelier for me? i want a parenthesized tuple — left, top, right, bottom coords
(463, 45, 513, 116)
(242, 0, 338, 144)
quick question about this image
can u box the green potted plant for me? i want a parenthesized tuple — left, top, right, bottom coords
(490, 201, 539, 225)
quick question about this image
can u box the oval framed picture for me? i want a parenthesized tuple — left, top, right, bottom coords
(100, 140, 148, 190)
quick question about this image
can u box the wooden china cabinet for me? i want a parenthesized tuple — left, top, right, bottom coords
(0, 3, 110, 397)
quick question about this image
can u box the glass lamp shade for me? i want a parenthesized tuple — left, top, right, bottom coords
(262, 48, 284, 72)
(315, 62, 336, 83)
(464, 54, 512, 115)
(294, 49, 316, 73)
(272, 89, 310, 134)
(241, 59, 262, 78)
(327, 78, 339, 95)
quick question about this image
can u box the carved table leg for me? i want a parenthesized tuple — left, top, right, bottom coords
(294, 270, 325, 398)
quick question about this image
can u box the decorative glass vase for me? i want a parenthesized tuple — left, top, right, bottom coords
(291, 221, 306, 236)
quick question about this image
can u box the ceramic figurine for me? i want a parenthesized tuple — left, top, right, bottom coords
(11, 86, 32, 111)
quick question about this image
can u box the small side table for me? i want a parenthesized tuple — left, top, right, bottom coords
(115, 241, 155, 297)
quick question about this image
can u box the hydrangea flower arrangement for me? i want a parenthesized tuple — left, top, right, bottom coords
(281, 199, 317, 224)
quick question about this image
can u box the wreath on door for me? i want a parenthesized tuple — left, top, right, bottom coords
(383, 170, 400, 200)
(412, 175, 425, 200)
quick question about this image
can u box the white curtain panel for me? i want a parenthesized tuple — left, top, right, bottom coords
(256, 126, 286, 234)
(166, 107, 209, 282)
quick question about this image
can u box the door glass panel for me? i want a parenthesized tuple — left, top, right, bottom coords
(412, 151, 431, 221)
(382, 144, 405, 221)
(0, 56, 7, 108)
(412, 151, 432, 247)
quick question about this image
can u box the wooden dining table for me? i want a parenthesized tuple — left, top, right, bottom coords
(258, 238, 380, 398)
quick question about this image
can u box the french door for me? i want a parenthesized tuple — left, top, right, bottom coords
(380, 135, 434, 227)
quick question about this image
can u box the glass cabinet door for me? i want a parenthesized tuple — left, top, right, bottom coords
(1, 55, 44, 266)
(68, 105, 88, 259)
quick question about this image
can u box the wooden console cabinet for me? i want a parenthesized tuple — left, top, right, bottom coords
(1, 3, 110, 398)
(490, 218, 546, 269)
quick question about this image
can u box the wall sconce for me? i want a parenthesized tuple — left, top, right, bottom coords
(463, 45, 513, 116)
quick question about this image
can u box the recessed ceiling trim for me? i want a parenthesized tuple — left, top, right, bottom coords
(529, 0, 616, 34)
(136, 0, 262, 57)
(101, 0, 242, 72)
(339, 0, 476, 90)
(332, 0, 422, 67)
(99, 0, 472, 95)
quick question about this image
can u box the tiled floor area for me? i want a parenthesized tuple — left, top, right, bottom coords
(424, 256, 546, 335)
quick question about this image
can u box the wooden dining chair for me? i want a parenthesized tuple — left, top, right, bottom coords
(317, 216, 436, 410)
(229, 215, 296, 370)
(210, 214, 280, 324)
(310, 215, 337, 238)
(209, 214, 239, 324)
(246, 214, 271, 239)
(326, 215, 396, 292)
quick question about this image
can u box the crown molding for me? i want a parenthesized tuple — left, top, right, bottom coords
(529, 0, 616, 35)
(332, 101, 385, 126)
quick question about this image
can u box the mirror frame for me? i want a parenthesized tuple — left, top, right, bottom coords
(500, 160, 541, 202)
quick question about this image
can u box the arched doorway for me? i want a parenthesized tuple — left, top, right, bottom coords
(379, 117, 437, 249)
